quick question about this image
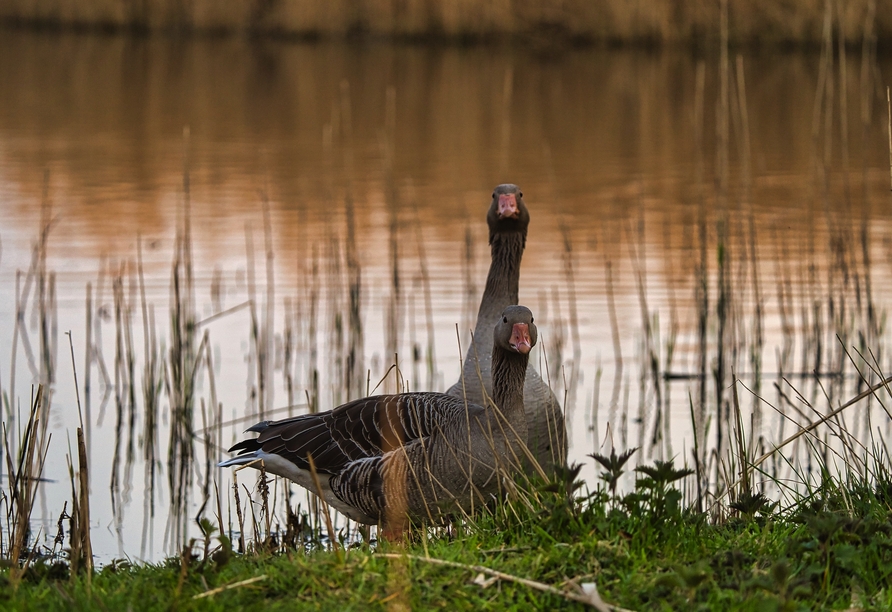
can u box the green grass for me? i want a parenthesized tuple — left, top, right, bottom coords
(5, 459, 892, 611)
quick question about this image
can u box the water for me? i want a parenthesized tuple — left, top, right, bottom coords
(2, 30, 892, 563)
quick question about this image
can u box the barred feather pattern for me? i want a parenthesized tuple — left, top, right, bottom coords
(224, 305, 534, 528)
(230, 392, 468, 475)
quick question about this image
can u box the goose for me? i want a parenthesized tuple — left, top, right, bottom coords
(446, 184, 567, 476)
(220, 305, 537, 534)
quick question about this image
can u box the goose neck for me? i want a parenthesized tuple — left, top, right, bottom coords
(490, 348, 529, 421)
(475, 233, 524, 329)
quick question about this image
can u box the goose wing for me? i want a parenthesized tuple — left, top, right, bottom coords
(228, 392, 469, 475)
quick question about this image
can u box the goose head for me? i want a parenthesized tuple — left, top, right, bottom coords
(494, 305, 537, 355)
(487, 184, 530, 244)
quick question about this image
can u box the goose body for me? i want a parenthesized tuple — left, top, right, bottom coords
(220, 305, 536, 531)
(446, 184, 567, 475)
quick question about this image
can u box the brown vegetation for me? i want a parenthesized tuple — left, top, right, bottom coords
(0, 0, 887, 47)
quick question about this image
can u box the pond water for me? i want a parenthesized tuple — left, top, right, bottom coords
(2, 30, 892, 563)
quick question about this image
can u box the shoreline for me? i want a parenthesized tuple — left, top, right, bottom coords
(0, 0, 887, 51)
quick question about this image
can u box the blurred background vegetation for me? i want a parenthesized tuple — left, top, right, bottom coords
(0, 0, 888, 48)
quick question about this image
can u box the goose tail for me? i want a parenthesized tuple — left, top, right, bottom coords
(218, 454, 262, 469)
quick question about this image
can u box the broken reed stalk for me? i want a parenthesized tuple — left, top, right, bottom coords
(75, 427, 93, 583)
(379, 553, 630, 611)
(66, 331, 93, 582)
(84, 282, 93, 464)
(258, 460, 271, 548)
(232, 473, 246, 554)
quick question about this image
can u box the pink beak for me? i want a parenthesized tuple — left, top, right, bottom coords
(498, 193, 519, 219)
(509, 323, 532, 354)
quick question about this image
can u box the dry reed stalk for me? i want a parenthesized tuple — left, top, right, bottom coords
(65, 331, 93, 583)
(75, 427, 92, 583)
(262, 193, 275, 418)
(192, 575, 268, 600)
(604, 257, 623, 438)
(6, 386, 51, 585)
(197, 340, 220, 517)
(854, 2, 879, 448)
(305, 453, 340, 560)
(408, 182, 437, 391)
(461, 225, 477, 353)
(715, 0, 732, 467)
(340, 81, 365, 401)
(380, 553, 629, 611)
(110, 267, 136, 529)
(137, 237, 161, 559)
(626, 205, 662, 458)
(836, 0, 851, 206)
(283, 297, 295, 409)
(245, 223, 261, 418)
(232, 473, 246, 554)
(165, 129, 198, 552)
(83, 282, 93, 465)
(693, 60, 709, 476)
(383, 86, 401, 395)
(258, 461, 271, 549)
(307, 244, 321, 414)
(15, 250, 39, 391)
(214, 481, 225, 547)
(7, 271, 22, 456)
(558, 216, 582, 411)
(64, 455, 79, 570)
(37, 172, 56, 388)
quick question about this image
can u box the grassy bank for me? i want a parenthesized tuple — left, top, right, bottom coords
(0, 0, 887, 48)
(3, 448, 892, 611)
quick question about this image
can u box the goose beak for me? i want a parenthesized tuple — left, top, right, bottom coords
(497, 193, 518, 219)
(509, 323, 532, 354)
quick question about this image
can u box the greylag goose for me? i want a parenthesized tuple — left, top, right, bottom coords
(446, 184, 566, 475)
(220, 305, 537, 534)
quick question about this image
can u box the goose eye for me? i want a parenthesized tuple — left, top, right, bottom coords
(519, 192, 523, 198)
(492, 192, 496, 198)
(531, 317, 534, 324)
(503, 316, 508, 323)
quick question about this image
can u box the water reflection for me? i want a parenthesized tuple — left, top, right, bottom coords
(1, 30, 891, 562)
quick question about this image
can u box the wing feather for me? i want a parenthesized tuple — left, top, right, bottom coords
(228, 392, 469, 477)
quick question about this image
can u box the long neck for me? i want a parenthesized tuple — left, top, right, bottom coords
(470, 232, 525, 352)
(491, 347, 529, 431)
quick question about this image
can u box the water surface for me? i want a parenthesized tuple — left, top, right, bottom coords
(1, 31, 891, 562)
